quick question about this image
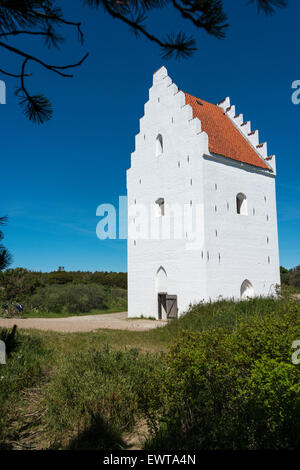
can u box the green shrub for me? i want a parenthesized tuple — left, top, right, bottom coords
(144, 299, 300, 450)
(29, 283, 123, 314)
(0, 269, 127, 300)
(0, 268, 44, 301)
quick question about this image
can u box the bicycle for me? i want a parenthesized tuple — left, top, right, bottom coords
(1, 305, 24, 319)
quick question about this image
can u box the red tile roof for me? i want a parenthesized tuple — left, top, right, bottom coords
(184, 92, 270, 170)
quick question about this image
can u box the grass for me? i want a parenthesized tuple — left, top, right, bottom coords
(0, 327, 51, 449)
(0, 295, 299, 450)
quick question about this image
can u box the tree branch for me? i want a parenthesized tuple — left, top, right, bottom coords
(102, 0, 196, 58)
(0, 30, 53, 38)
(0, 40, 88, 77)
(0, 67, 31, 78)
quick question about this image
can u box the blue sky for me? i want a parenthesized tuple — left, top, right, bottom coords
(1, 0, 299, 272)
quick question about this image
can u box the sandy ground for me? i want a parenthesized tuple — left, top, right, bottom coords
(0, 312, 165, 333)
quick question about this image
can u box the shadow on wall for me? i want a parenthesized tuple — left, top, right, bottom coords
(240, 280, 254, 300)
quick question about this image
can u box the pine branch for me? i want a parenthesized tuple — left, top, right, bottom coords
(0, 40, 88, 77)
(0, 0, 88, 122)
(247, 0, 288, 15)
(162, 32, 196, 59)
(0, 0, 288, 123)
(171, 0, 228, 39)
(0, 67, 31, 77)
(0, 215, 11, 270)
(102, 0, 196, 58)
(15, 57, 51, 124)
(0, 245, 13, 271)
(0, 216, 8, 226)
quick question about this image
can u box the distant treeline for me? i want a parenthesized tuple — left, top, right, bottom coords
(280, 265, 300, 291)
(0, 268, 127, 301)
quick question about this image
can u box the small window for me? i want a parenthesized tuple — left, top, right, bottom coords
(190, 179, 193, 186)
(156, 197, 164, 216)
(236, 193, 248, 215)
(156, 134, 163, 156)
(187, 155, 190, 163)
(215, 184, 218, 191)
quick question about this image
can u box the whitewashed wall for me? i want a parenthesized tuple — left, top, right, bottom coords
(127, 67, 280, 318)
(203, 156, 280, 301)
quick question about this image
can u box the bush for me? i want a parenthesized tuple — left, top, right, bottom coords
(0, 268, 44, 301)
(144, 299, 300, 450)
(29, 283, 121, 314)
(0, 269, 127, 303)
(280, 265, 300, 291)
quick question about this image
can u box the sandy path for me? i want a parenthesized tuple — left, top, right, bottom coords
(0, 312, 165, 333)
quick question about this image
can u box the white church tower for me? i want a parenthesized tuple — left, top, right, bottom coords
(127, 67, 280, 319)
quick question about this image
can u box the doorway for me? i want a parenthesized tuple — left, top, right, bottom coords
(158, 293, 178, 320)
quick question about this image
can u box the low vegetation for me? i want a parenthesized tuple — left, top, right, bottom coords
(145, 299, 300, 450)
(0, 266, 298, 318)
(0, 268, 127, 317)
(0, 295, 299, 450)
(280, 265, 300, 291)
(28, 284, 127, 316)
(0, 327, 50, 449)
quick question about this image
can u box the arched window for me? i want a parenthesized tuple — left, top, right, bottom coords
(155, 197, 165, 216)
(156, 134, 163, 156)
(156, 266, 168, 293)
(236, 193, 248, 215)
(240, 280, 254, 300)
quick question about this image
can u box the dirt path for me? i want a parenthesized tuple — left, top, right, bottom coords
(0, 312, 165, 333)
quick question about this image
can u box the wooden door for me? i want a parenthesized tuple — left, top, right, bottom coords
(166, 295, 178, 319)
